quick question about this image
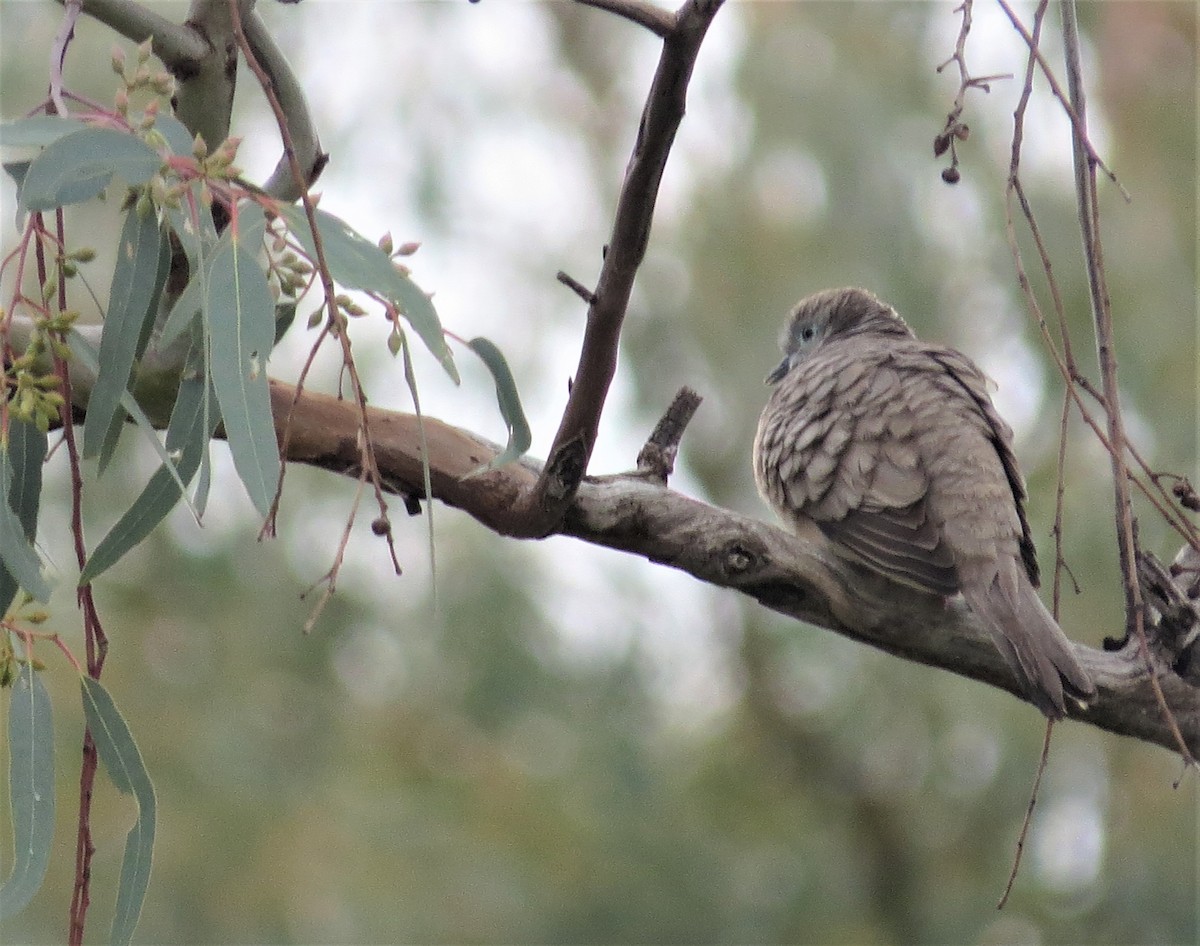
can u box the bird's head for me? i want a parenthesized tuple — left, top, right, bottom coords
(766, 287, 914, 383)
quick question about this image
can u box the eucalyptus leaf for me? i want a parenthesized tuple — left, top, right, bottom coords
(204, 236, 280, 516)
(463, 337, 531, 477)
(66, 330, 195, 516)
(0, 420, 46, 614)
(150, 113, 195, 158)
(164, 185, 219, 273)
(0, 446, 50, 603)
(19, 127, 161, 212)
(278, 204, 458, 381)
(0, 115, 85, 149)
(80, 677, 156, 946)
(83, 208, 169, 463)
(81, 350, 220, 584)
(0, 663, 55, 921)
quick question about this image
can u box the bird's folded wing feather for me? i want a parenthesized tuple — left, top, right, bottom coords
(788, 343, 961, 596)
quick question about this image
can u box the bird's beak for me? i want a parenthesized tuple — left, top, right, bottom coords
(765, 355, 790, 385)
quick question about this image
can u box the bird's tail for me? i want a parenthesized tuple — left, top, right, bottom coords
(964, 564, 1096, 719)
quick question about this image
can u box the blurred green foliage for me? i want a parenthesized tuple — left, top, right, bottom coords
(1, 2, 1196, 944)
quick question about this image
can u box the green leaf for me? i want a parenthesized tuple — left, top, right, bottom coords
(149, 113, 194, 158)
(160, 197, 261, 350)
(81, 348, 220, 584)
(159, 273, 202, 349)
(463, 337, 532, 477)
(0, 421, 46, 615)
(19, 127, 162, 212)
(83, 209, 169, 463)
(203, 216, 280, 516)
(0, 445, 50, 603)
(0, 663, 55, 920)
(164, 185, 219, 273)
(0, 115, 86, 149)
(80, 677, 155, 946)
(66, 330, 195, 518)
(159, 192, 216, 350)
(159, 192, 219, 349)
(278, 205, 458, 382)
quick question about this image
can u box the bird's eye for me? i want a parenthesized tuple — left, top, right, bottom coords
(800, 326, 816, 342)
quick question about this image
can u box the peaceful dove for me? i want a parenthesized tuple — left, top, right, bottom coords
(753, 287, 1096, 718)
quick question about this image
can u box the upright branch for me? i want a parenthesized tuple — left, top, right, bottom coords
(1059, 2, 1142, 648)
(510, 0, 725, 538)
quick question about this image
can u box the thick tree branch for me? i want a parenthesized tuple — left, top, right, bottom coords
(245, 9, 327, 200)
(66, 0, 320, 196)
(60, 0, 210, 68)
(268, 381, 1200, 758)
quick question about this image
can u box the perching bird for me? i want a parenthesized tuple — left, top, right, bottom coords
(753, 287, 1096, 718)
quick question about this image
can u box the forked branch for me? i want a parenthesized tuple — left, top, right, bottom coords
(513, 0, 725, 537)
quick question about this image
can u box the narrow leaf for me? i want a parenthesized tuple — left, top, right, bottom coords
(0, 446, 50, 602)
(97, 217, 172, 469)
(83, 209, 169, 461)
(204, 233, 280, 516)
(159, 189, 217, 350)
(66, 331, 195, 512)
(164, 186, 219, 274)
(19, 127, 161, 212)
(81, 356, 220, 584)
(0, 663, 55, 920)
(159, 197, 256, 350)
(232, 200, 267, 249)
(80, 677, 155, 946)
(278, 205, 458, 381)
(159, 272, 202, 349)
(463, 337, 532, 477)
(0, 420, 46, 614)
(3, 161, 30, 228)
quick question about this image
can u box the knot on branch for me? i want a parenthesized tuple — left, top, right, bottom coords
(543, 435, 588, 504)
(722, 541, 758, 576)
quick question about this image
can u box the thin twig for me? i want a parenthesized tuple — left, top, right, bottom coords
(933, 0, 1011, 182)
(33, 209, 109, 946)
(997, 719, 1053, 908)
(48, 0, 83, 117)
(1061, 0, 1142, 671)
(557, 270, 597, 305)
(995, 0, 1128, 199)
(245, 10, 328, 201)
(1000, 0, 1194, 765)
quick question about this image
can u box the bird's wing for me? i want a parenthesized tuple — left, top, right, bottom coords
(763, 339, 960, 596)
(926, 346, 1040, 587)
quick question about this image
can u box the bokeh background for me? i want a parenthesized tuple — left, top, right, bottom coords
(1, 1, 1196, 943)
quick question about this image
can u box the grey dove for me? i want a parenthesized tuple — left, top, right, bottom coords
(753, 287, 1096, 718)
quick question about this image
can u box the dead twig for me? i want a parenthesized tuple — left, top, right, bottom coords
(636, 387, 702, 482)
(934, 0, 1011, 183)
